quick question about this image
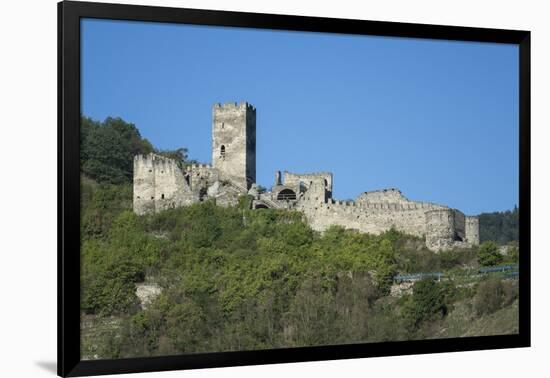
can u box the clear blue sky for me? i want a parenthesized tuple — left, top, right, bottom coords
(81, 19, 519, 215)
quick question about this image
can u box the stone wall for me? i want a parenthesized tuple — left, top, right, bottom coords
(298, 197, 447, 237)
(185, 163, 219, 196)
(465, 216, 480, 245)
(425, 209, 456, 250)
(282, 173, 479, 251)
(133, 154, 198, 215)
(356, 188, 409, 204)
(453, 210, 466, 241)
(283, 171, 333, 194)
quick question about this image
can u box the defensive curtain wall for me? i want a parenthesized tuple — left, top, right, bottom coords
(133, 102, 479, 251)
(252, 172, 479, 251)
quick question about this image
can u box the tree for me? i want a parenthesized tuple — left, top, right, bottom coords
(80, 116, 154, 184)
(166, 298, 205, 353)
(479, 207, 519, 244)
(477, 241, 503, 267)
(156, 148, 197, 168)
(403, 279, 448, 329)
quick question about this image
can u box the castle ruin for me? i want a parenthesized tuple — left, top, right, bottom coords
(133, 102, 479, 251)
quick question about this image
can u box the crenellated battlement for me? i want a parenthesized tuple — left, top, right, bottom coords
(213, 101, 256, 112)
(327, 199, 446, 212)
(134, 152, 180, 166)
(186, 163, 213, 171)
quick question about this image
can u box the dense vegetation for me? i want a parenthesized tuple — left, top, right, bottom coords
(80, 186, 519, 358)
(80, 116, 520, 359)
(479, 206, 519, 244)
(80, 116, 195, 184)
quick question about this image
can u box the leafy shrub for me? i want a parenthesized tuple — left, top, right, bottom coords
(403, 279, 449, 329)
(477, 241, 503, 267)
(473, 277, 504, 316)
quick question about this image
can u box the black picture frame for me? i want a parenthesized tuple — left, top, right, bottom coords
(58, 1, 531, 376)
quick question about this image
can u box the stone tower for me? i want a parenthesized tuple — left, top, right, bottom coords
(212, 102, 256, 189)
(465, 216, 480, 245)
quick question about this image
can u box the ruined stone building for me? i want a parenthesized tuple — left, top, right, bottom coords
(133, 102, 479, 251)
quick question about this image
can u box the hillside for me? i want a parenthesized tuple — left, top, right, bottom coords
(479, 207, 519, 244)
(79, 116, 519, 359)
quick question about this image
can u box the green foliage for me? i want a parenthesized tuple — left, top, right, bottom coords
(402, 279, 451, 330)
(238, 194, 254, 210)
(477, 241, 503, 267)
(473, 278, 504, 316)
(439, 249, 477, 270)
(80, 116, 196, 184)
(80, 180, 168, 315)
(80, 176, 133, 238)
(156, 147, 198, 169)
(503, 241, 519, 264)
(479, 206, 519, 244)
(80, 185, 520, 356)
(79, 116, 518, 358)
(165, 298, 206, 353)
(81, 116, 154, 184)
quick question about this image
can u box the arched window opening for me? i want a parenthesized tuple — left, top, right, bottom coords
(161, 194, 165, 199)
(220, 145, 226, 159)
(277, 189, 297, 201)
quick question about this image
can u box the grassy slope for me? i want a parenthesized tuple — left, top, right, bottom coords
(439, 299, 519, 338)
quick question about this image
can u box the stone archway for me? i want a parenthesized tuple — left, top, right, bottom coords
(277, 188, 297, 201)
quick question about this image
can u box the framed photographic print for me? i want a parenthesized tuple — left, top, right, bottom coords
(58, 0, 530, 376)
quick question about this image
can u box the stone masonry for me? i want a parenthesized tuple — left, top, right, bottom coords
(133, 102, 479, 251)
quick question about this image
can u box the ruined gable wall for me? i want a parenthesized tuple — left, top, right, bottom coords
(185, 164, 219, 193)
(284, 171, 333, 193)
(301, 177, 330, 204)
